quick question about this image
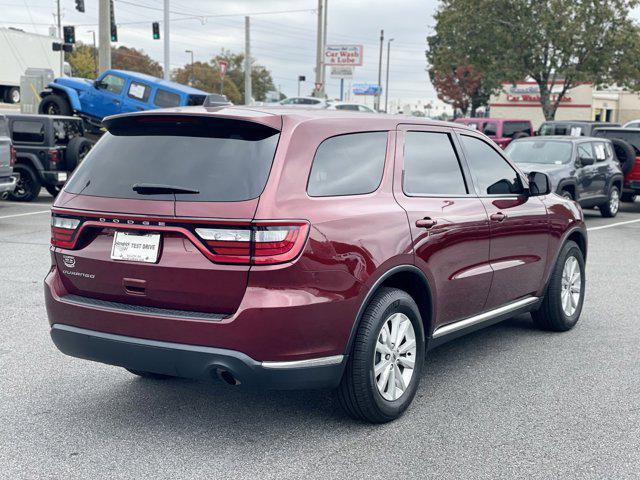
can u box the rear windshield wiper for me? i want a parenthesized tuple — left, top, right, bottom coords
(132, 183, 200, 195)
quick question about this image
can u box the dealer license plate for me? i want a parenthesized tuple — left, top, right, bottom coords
(110, 231, 161, 263)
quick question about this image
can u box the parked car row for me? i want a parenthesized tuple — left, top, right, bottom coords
(278, 96, 377, 112)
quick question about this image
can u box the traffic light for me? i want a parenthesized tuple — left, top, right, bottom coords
(63, 26, 75, 44)
(75, 0, 85, 12)
(152, 22, 160, 40)
(110, 24, 118, 42)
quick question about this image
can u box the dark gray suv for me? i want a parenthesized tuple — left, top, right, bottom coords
(505, 136, 624, 217)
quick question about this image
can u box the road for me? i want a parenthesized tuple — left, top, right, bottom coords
(1, 194, 639, 480)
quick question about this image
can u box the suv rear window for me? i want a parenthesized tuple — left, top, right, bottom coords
(502, 121, 530, 138)
(65, 116, 280, 202)
(154, 89, 181, 108)
(307, 132, 387, 197)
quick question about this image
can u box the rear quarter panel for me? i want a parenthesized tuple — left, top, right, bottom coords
(252, 119, 413, 356)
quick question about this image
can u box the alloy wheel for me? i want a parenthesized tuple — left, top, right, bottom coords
(561, 256, 582, 316)
(609, 189, 620, 214)
(373, 312, 416, 401)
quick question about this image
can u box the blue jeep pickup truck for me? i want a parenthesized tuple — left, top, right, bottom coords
(38, 69, 210, 128)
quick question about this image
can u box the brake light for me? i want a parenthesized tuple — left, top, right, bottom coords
(195, 222, 309, 265)
(51, 216, 80, 248)
(49, 149, 59, 166)
(9, 144, 15, 167)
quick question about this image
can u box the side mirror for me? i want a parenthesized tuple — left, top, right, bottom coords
(94, 80, 104, 89)
(579, 156, 595, 166)
(528, 171, 551, 196)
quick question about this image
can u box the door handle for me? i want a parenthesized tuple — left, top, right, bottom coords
(113, 99, 121, 105)
(490, 212, 507, 222)
(416, 218, 437, 229)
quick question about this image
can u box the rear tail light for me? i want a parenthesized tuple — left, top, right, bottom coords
(49, 149, 59, 166)
(51, 216, 80, 248)
(195, 222, 309, 265)
(9, 144, 16, 167)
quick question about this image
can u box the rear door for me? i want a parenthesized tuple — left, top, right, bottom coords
(120, 80, 152, 113)
(394, 125, 492, 327)
(53, 114, 281, 315)
(575, 142, 599, 198)
(457, 131, 548, 309)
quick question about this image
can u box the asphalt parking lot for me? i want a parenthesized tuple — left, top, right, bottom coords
(1, 194, 639, 480)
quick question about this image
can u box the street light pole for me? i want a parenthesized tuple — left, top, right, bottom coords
(185, 49, 193, 85)
(56, 0, 63, 76)
(375, 29, 384, 111)
(384, 38, 394, 113)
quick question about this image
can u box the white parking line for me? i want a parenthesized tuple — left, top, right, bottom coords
(587, 218, 640, 231)
(0, 210, 50, 220)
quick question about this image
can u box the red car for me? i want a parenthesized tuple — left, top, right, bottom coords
(454, 117, 533, 149)
(46, 108, 587, 423)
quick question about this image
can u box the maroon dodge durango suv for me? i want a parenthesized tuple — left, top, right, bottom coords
(46, 107, 587, 423)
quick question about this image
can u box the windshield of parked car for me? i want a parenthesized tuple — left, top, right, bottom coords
(505, 140, 573, 165)
(65, 116, 280, 202)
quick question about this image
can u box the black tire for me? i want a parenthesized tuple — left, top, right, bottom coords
(599, 185, 620, 218)
(336, 287, 425, 423)
(621, 192, 637, 203)
(65, 136, 93, 171)
(610, 138, 635, 175)
(560, 189, 574, 200)
(532, 241, 585, 332)
(8, 164, 41, 202)
(126, 368, 175, 380)
(45, 185, 62, 197)
(38, 94, 71, 116)
(4, 87, 20, 104)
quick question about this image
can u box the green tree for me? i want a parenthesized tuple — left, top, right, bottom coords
(172, 61, 241, 103)
(427, 1, 504, 115)
(428, 0, 640, 120)
(65, 42, 97, 78)
(112, 46, 163, 78)
(213, 50, 276, 103)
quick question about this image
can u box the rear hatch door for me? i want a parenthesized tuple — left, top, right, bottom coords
(53, 112, 281, 315)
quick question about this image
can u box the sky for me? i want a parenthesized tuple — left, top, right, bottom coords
(0, 0, 440, 103)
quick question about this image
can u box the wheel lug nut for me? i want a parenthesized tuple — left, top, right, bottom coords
(385, 354, 390, 360)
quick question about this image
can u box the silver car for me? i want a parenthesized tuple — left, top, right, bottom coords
(0, 115, 17, 197)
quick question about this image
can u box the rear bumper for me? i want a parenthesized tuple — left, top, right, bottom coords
(42, 171, 68, 185)
(0, 175, 17, 193)
(51, 323, 346, 390)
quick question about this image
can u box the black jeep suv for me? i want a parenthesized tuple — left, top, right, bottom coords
(6, 114, 93, 201)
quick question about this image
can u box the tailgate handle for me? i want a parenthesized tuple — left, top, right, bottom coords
(123, 278, 146, 296)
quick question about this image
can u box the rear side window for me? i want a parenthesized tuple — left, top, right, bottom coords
(127, 81, 151, 102)
(460, 135, 524, 195)
(12, 120, 45, 143)
(65, 116, 280, 202)
(503, 121, 530, 138)
(482, 122, 497, 136)
(154, 89, 181, 108)
(403, 132, 467, 195)
(307, 132, 387, 197)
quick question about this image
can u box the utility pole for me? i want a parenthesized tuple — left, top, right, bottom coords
(87, 30, 97, 78)
(385, 38, 394, 113)
(375, 29, 383, 111)
(163, 0, 170, 80)
(56, 0, 63, 75)
(314, 0, 324, 97)
(98, 0, 111, 73)
(244, 16, 252, 105)
(185, 49, 194, 85)
(321, 0, 328, 97)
